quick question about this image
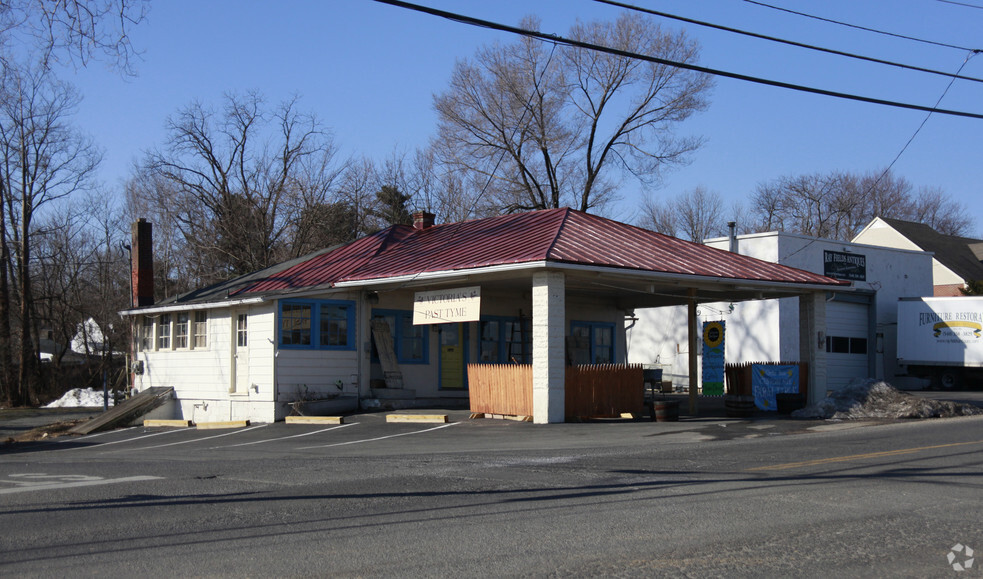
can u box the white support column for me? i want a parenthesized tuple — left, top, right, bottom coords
(799, 292, 828, 405)
(532, 270, 566, 424)
(687, 289, 699, 415)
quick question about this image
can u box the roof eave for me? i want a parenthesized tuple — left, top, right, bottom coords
(332, 261, 551, 288)
(118, 296, 267, 317)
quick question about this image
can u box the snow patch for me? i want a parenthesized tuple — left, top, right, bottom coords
(44, 388, 114, 408)
(793, 379, 982, 420)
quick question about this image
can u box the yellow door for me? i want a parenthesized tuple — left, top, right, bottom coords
(440, 323, 465, 390)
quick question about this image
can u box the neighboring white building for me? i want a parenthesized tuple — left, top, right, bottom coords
(852, 217, 983, 297)
(628, 231, 934, 391)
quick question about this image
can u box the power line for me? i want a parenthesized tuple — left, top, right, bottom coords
(765, 50, 978, 264)
(865, 52, 979, 198)
(937, 0, 983, 9)
(743, 0, 982, 53)
(371, 0, 983, 120)
(593, 0, 983, 84)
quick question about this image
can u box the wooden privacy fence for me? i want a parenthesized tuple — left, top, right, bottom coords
(724, 361, 808, 399)
(467, 363, 644, 420)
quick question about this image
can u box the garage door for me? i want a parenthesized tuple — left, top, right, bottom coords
(825, 298, 872, 389)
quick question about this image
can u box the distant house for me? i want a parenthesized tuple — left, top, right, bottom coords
(120, 209, 845, 424)
(852, 217, 983, 296)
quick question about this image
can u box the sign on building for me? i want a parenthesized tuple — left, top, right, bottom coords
(824, 250, 866, 281)
(413, 286, 481, 325)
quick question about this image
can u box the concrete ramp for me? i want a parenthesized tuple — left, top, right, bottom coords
(68, 387, 174, 435)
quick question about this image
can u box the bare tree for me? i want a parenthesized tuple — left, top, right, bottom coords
(125, 169, 208, 298)
(0, 0, 145, 406)
(909, 186, 973, 236)
(639, 186, 726, 242)
(639, 195, 678, 238)
(433, 12, 712, 215)
(0, 64, 100, 405)
(335, 157, 382, 237)
(747, 170, 971, 240)
(134, 93, 345, 285)
(410, 145, 488, 224)
(0, 0, 147, 73)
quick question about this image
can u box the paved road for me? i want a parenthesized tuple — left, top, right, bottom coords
(0, 407, 101, 440)
(2, 409, 982, 577)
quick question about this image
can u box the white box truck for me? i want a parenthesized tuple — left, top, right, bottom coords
(897, 297, 983, 389)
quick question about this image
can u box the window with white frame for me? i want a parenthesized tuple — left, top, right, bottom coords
(237, 314, 248, 347)
(140, 316, 154, 351)
(157, 313, 171, 350)
(193, 311, 208, 348)
(174, 312, 189, 349)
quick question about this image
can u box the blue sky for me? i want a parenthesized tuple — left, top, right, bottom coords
(59, 0, 983, 236)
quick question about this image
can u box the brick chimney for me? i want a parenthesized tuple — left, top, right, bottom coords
(131, 218, 154, 307)
(413, 211, 436, 230)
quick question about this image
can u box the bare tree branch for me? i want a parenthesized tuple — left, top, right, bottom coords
(433, 12, 712, 215)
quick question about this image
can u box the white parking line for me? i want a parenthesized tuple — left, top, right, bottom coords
(297, 422, 458, 449)
(51, 427, 189, 452)
(69, 426, 140, 442)
(217, 422, 358, 448)
(123, 424, 270, 450)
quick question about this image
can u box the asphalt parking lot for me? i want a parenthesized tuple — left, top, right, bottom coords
(3, 390, 982, 456)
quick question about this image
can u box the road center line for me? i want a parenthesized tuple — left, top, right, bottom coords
(218, 422, 358, 448)
(298, 422, 458, 449)
(747, 439, 983, 471)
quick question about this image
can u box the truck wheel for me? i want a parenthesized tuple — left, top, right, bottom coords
(934, 371, 960, 390)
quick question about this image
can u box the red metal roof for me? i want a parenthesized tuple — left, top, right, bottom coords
(238, 208, 845, 294)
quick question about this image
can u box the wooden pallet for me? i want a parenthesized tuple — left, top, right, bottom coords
(68, 386, 174, 435)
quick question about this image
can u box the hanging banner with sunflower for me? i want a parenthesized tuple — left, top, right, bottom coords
(702, 320, 725, 396)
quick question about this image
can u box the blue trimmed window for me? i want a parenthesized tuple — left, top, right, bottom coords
(279, 299, 356, 350)
(372, 309, 428, 364)
(570, 321, 615, 364)
(478, 316, 531, 364)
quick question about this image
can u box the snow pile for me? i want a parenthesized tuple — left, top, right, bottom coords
(44, 388, 114, 408)
(793, 379, 982, 420)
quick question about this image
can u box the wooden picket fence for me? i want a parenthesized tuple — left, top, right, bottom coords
(468, 364, 534, 417)
(467, 363, 644, 420)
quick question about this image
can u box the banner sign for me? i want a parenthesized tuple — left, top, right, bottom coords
(824, 250, 866, 281)
(897, 299, 983, 365)
(701, 321, 725, 396)
(751, 364, 799, 411)
(413, 286, 481, 325)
